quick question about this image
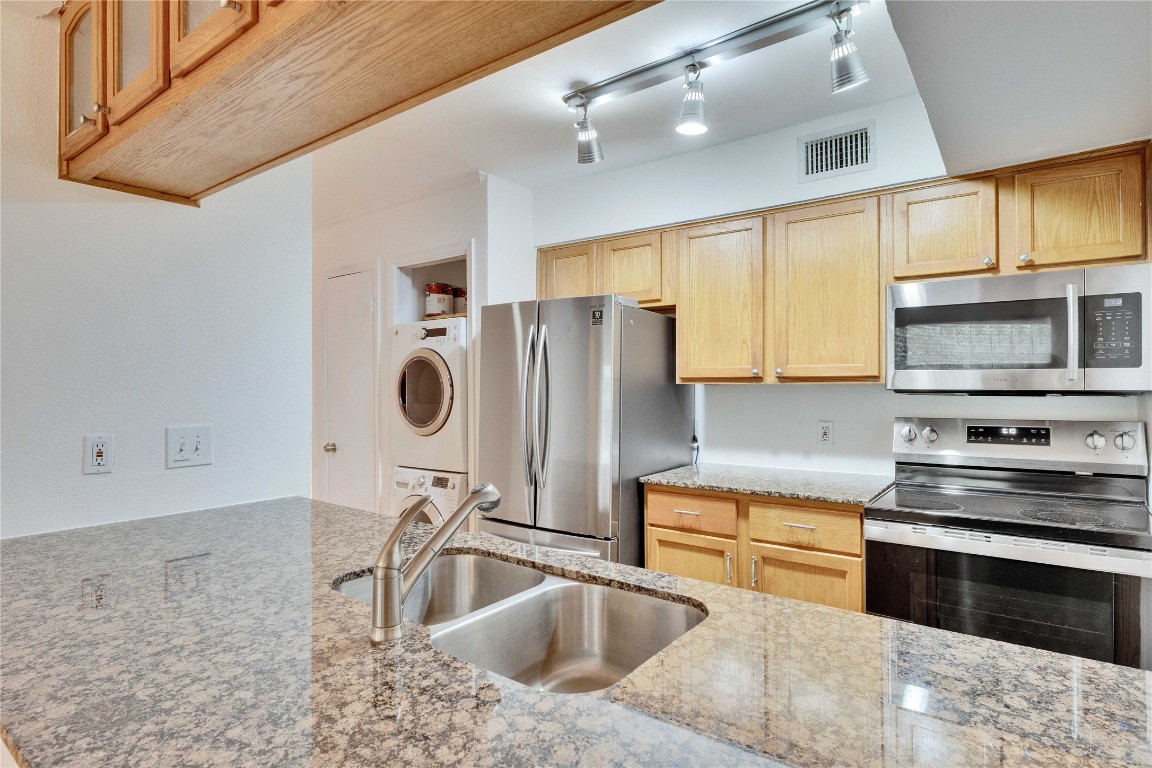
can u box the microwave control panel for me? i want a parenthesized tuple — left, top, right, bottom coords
(1085, 292, 1141, 368)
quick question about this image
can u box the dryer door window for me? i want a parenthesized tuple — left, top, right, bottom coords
(397, 350, 454, 436)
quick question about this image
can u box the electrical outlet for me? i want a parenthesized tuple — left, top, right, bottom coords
(165, 553, 210, 603)
(80, 574, 113, 614)
(165, 425, 212, 469)
(818, 420, 834, 446)
(82, 434, 114, 474)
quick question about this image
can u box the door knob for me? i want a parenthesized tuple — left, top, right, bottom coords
(323, 442, 337, 453)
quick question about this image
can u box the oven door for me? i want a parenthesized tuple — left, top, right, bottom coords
(887, 270, 1084, 392)
(865, 523, 1150, 670)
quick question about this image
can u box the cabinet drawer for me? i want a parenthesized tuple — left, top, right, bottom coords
(749, 504, 861, 555)
(647, 491, 737, 538)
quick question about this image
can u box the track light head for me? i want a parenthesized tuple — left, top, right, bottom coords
(565, 95, 603, 164)
(830, 12, 869, 93)
(676, 64, 708, 136)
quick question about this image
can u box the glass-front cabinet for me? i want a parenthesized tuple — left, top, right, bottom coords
(106, 0, 168, 125)
(169, 0, 257, 78)
(59, 0, 107, 160)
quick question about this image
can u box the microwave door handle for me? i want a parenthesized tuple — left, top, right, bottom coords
(1066, 283, 1079, 382)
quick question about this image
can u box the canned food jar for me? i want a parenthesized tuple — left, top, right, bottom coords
(425, 283, 453, 318)
(453, 287, 467, 315)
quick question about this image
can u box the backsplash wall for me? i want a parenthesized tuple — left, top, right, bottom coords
(700, 384, 1147, 476)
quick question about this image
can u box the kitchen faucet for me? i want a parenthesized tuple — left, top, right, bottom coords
(370, 483, 501, 644)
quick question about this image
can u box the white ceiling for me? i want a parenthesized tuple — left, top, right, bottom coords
(888, 1, 1152, 174)
(313, 0, 921, 212)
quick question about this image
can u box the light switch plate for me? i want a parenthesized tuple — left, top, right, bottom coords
(165, 425, 212, 469)
(82, 434, 114, 474)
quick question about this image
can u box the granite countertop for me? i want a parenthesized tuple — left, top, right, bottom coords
(2, 497, 1149, 767)
(641, 462, 894, 505)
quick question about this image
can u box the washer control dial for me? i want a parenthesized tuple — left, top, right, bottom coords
(1085, 431, 1106, 450)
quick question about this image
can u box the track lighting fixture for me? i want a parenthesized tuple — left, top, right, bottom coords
(830, 10, 869, 94)
(676, 64, 708, 136)
(565, 94, 604, 164)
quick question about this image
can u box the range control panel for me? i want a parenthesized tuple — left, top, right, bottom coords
(892, 418, 1148, 476)
(1085, 292, 1141, 368)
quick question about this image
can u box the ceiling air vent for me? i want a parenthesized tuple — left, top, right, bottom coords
(798, 120, 875, 182)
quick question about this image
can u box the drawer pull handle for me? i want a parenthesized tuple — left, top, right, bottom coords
(725, 552, 732, 583)
(672, 509, 701, 516)
(783, 522, 816, 530)
(751, 555, 758, 588)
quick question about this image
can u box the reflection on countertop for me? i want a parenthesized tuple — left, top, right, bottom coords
(1, 497, 1148, 767)
(642, 462, 893, 505)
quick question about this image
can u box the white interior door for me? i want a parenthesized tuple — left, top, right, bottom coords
(323, 269, 376, 511)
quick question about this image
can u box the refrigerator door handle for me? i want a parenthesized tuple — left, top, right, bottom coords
(522, 324, 537, 486)
(534, 324, 552, 489)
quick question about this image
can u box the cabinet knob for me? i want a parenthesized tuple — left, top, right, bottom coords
(982, 256, 994, 266)
(219, 0, 242, 9)
(751, 369, 759, 376)
(774, 368, 783, 376)
(323, 442, 337, 453)
(91, 102, 110, 115)
(80, 114, 97, 126)
(1019, 253, 1032, 263)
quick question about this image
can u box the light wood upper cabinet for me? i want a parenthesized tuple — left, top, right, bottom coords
(106, 0, 169, 125)
(771, 198, 880, 379)
(676, 217, 765, 381)
(596, 231, 665, 304)
(538, 243, 596, 299)
(169, 0, 257, 78)
(645, 526, 735, 588)
(1012, 153, 1145, 269)
(749, 542, 862, 612)
(891, 178, 998, 278)
(59, 0, 107, 161)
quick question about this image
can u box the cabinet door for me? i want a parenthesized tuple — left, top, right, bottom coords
(773, 198, 880, 379)
(891, 178, 998, 278)
(537, 243, 596, 299)
(1014, 153, 1145, 268)
(106, 0, 168, 125)
(676, 217, 764, 380)
(750, 542, 862, 612)
(169, 0, 257, 78)
(646, 526, 735, 587)
(596, 232, 664, 304)
(59, 0, 107, 161)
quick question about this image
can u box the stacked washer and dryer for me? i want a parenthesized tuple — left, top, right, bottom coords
(388, 317, 469, 526)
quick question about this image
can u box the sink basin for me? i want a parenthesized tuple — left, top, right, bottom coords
(335, 554, 546, 625)
(430, 581, 706, 693)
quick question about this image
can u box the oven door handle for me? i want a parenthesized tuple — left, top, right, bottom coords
(864, 520, 1152, 578)
(1066, 283, 1079, 382)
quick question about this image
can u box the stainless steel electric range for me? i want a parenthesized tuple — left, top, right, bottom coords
(865, 418, 1152, 670)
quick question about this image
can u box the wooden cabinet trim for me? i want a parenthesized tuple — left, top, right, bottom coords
(59, 0, 108, 161)
(106, 0, 169, 126)
(169, 0, 258, 79)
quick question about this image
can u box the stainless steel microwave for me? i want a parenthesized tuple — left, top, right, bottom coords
(887, 263, 1152, 393)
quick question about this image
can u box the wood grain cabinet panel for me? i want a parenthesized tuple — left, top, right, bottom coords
(772, 198, 880, 379)
(59, 0, 107, 162)
(647, 491, 737, 538)
(595, 232, 664, 304)
(645, 527, 735, 587)
(538, 243, 596, 299)
(1013, 153, 1145, 268)
(749, 504, 861, 556)
(750, 542, 862, 612)
(169, 0, 257, 78)
(891, 178, 998, 278)
(676, 217, 765, 380)
(106, 0, 169, 125)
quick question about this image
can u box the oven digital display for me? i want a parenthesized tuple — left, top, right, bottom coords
(966, 425, 1051, 445)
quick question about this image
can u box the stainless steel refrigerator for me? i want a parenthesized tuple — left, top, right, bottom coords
(477, 295, 694, 566)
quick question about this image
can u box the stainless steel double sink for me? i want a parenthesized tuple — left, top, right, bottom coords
(336, 554, 706, 694)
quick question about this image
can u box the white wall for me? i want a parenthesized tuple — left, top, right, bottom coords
(484, 175, 535, 306)
(534, 95, 945, 246)
(0, 5, 313, 538)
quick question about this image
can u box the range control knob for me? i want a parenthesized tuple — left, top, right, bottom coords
(899, 425, 918, 443)
(1085, 431, 1106, 450)
(1114, 431, 1137, 451)
(921, 427, 939, 444)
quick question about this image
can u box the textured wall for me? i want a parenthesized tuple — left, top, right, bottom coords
(1, 4, 313, 537)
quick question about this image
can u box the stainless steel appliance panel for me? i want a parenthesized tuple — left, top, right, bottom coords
(478, 518, 618, 560)
(477, 301, 538, 528)
(533, 295, 620, 540)
(888, 269, 1085, 392)
(1084, 263, 1152, 392)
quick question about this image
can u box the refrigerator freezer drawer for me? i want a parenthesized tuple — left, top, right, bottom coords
(478, 519, 618, 561)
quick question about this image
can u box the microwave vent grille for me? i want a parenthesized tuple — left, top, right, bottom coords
(798, 120, 875, 182)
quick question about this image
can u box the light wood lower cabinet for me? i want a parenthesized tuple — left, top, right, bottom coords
(645, 527, 735, 587)
(749, 542, 862, 612)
